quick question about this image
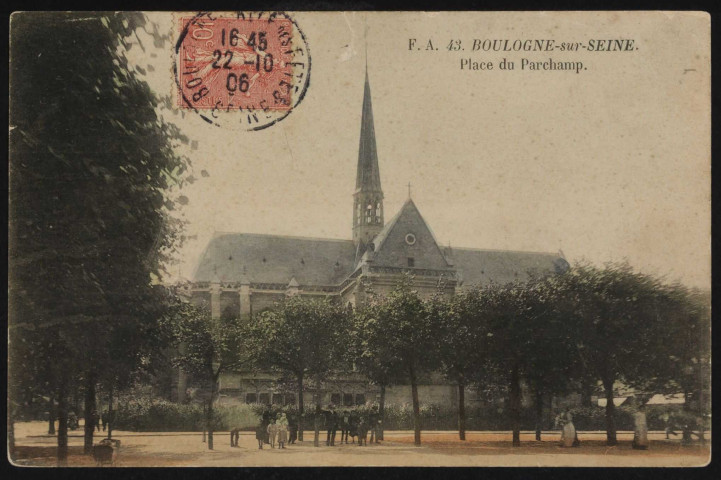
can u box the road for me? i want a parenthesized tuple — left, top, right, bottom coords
(9, 421, 710, 467)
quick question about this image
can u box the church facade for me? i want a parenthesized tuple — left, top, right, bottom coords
(176, 71, 569, 408)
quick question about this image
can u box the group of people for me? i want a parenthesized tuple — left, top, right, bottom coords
(251, 405, 383, 449)
(319, 405, 382, 446)
(254, 410, 298, 449)
(65, 409, 115, 432)
(555, 405, 650, 450)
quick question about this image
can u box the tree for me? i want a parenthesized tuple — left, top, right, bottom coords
(365, 276, 437, 446)
(432, 287, 490, 441)
(9, 12, 191, 463)
(247, 296, 349, 444)
(555, 262, 682, 445)
(351, 288, 405, 441)
(162, 300, 247, 450)
(521, 276, 578, 441)
(482, 282, 534, 447)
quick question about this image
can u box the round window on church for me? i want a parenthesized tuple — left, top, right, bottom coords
(405, 233, 416, 245)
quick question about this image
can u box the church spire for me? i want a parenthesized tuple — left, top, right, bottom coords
(353, 65, 384, 247)
(355, 70, 382, 193)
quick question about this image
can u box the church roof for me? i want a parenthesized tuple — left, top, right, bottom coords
(355, 70, 382, 193)
(449, 247, 569, 288)
(193, 233, 356, 286)
(363, 198, 453, 271)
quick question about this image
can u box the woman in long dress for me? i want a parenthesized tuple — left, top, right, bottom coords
(277, 413, 289, 449)
(632, 404, 649, 450)
(560, 408, 576, 447)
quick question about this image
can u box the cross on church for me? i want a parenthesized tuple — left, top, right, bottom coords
(407, 182, 412, 198)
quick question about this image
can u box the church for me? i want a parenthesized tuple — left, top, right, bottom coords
(176, 70, 569, 407)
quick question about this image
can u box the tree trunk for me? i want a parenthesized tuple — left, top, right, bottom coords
(509, 364, 521, 447)
(410, 366, 421, 446)
(83, 371, 97, 454)
(48, 395, 56, 435)
(602, 376, 617, 446)
(57, 379, 68, 466)
(297, 373, 304, 442)
(107, 384, 114, 440)
(314, 404, 321, 447)
(535, 388, 543, 441)
(379, 384, 386, 441)
(206, 373, 217, 450)
(580, 379, 593, 408)
(458, 381, 466, 441)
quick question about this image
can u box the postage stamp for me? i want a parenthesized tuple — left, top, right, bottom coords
(174, 11, 310, 131)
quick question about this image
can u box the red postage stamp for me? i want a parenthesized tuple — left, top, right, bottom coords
(174, 12, 310, 130)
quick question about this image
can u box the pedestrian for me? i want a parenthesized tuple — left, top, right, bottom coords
(267, 419, 278, 448)
(348, 410, 359, 445)
(326, 406, 338, 446)
(559, 408, 577, 448)
(357, 416, 368, 446)
(101, 410, 108, 432)
(92, 409, 101, 432)
(277, 413, 289, 449)
(662, 412, 678, 439)
(288, 413, 298, 444)
(68, 411, 79, 430)
(255, 420, 266, 449)
(368, 406, 381, 444)
(340, 409, 350, 444)
(261, 409, 271, 445)
(632, 404, 649, 450)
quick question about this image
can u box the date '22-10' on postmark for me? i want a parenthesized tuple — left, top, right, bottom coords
(174, 12, 310, 131)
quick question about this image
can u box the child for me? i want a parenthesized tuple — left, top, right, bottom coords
(267, 419, 278, 448)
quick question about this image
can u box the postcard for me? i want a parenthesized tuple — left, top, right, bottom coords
(8, 11, 710, 467)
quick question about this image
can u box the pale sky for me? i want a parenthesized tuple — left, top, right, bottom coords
(129, 12, 710, 289)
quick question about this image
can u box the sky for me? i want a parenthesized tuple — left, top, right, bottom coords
(128, 11, 710, 289)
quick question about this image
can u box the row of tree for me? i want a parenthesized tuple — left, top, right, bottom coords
(164, 264, 709, 449)
(9, 12, 190, 464)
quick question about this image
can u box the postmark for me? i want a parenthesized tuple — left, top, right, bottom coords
(174, 12, 311, 131)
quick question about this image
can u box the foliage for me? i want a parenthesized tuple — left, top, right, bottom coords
(9, 11, 193, 461)
(248, 297, 350, 382)
(246, 296, 350, 442)
(114, 400, 260, 431)
(161, 299, 249, 448)
(361, 275, 438, 445)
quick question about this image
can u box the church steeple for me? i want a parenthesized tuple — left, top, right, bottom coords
(353, 69, 384, 247)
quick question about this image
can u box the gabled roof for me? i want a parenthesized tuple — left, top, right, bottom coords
(193, 233, 356, 286)
(450, 247, 569, 287)
(365, 198, 453, 271)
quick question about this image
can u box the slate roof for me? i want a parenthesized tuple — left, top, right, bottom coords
(355, 70, 382, 193)
(449, 247, 569, 288)
(193, 233, 357, 286)
(365, 198, 454, 272)
(193, 230, 567, 288)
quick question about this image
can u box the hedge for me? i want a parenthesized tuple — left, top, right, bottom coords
(112, 399, 687, 432)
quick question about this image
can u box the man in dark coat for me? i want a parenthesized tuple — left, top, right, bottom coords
(368, 406, 381, 444)
(288, 413, 298, 444)
(326, 406, 339, 446)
